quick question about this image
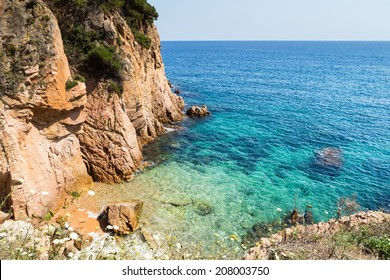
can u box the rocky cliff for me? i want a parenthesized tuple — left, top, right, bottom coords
(0, 0, 92, 219)
(0, 0, 184, 218)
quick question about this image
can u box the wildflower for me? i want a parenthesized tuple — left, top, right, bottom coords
(20, 252, 27, 256)
(59, 239, 65, 245)
(29, 189, 36, 195)
(63, 237, 70, 242)
(68, 227, 74, 232)
(41, 191, 49, 197)
(113, 225, 119, 231)
(28, 253, 35, 257)
(67, 252, 74, 258)
(87, 190, 96, 197)
(69, 232, 79, 240)
(0, 232, 7, 238)
(276, 208, 282, 212)
(106, 225, 113, 230)
(64, 222, 70, 229)
(52, 239, 60, 245)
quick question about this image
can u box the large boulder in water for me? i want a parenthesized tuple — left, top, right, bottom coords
(314, 147, 342, 168)
(186, 105, 211, 118)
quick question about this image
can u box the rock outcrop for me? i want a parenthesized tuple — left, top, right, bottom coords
(0, 0, 185, 218)
(245, 211, 390, 260)
(186, 105, 211, 118)
(106, 201, 143, 234)
(0, 0, 92, 219)
(49, 2, 185, 182)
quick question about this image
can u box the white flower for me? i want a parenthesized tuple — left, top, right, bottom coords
(59, 239, 65, 245)
(28, 253, 35, 257)
(106, 225, 113, 230)
(0, 232, 7, 238)
(176, 243, 181, 250)
(113, 225, 119, 231)
(63, 237, 70, 241)
(67, 252, 74, 258)
(41, 191, 49, 197)
(68, 227, 74, 232)
(64, 222, 70, 229)
(52, 239, 60, 245)
(29, 189, 36, 195)
(276, 208, 282, 212)
(69, 232, 79, 240)
(87, 190, 96, 197)
(20, 252, 27, 256)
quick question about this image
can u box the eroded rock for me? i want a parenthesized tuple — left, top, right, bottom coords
(106, 201, 143, 234)
(186, 105, 211, 118)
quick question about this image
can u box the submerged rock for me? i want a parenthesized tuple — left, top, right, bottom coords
(314, 147, 342, 168)
(106, 201, 143, 234)
(186, 105, 211, 118)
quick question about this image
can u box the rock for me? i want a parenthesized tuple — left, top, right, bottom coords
(174, 89, 181, 94)
(315, 147, 342, 168)
(186, 105, 211, 118)
(106, 201, 143, 234)
(0, 211, 11, 224)
(0, 0, 92, 219)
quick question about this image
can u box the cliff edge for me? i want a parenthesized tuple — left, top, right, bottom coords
(0, 0, 184, 218)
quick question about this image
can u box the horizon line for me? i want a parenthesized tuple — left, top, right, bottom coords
(160, 39, 390, 42)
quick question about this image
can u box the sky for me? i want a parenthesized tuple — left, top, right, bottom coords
(148, 0, 390, 41)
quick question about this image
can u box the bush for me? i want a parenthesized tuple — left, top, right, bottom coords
(131, 28, 151, 49)
(74, 74, 86, 82)
(65, 80, 78, 91)
(364, 236, 390, 260)
(86, 45, 122, 75)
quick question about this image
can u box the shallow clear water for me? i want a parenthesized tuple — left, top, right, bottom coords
(102, 42, 390, 258)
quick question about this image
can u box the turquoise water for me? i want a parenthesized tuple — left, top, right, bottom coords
(118, 42, 390, 258)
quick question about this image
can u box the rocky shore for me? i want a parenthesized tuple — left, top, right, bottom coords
(245, 211, 390, 260)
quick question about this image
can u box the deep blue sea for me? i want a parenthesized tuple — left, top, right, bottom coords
(99, 42, 390, 258)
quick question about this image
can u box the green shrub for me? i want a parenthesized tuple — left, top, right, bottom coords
(74, 74, 86, 82)
(65, 80, 78, 91)
(70, 191, 81, 198)
(364, 236, 390, 260)
(86, 45, 122, 75)
(131, 28, 151, 49)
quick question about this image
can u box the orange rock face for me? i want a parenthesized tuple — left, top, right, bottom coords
(0, 0, 92, 219)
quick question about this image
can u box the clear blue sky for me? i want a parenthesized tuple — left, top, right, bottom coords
(148, 0, 390, 41)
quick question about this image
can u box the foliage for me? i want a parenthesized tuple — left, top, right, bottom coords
(364, 236, 390, 260)
(131, 28, 151, 49)
(63, 24, 104, 63)
(74, 74, 86, 82)
(124, 0, 158, 26)
(65, 80, 78, 91)
(108, 80, 123, 95)
(86, 45, 122, 76)
(70, 191, 81, 198)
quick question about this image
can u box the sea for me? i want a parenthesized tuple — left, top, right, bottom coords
(96, 41, 390, 258)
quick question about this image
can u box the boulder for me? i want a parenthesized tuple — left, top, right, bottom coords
(106, 201, 143, 234)
(315, 147, 342, 168)
(186, 105, 211, 118)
